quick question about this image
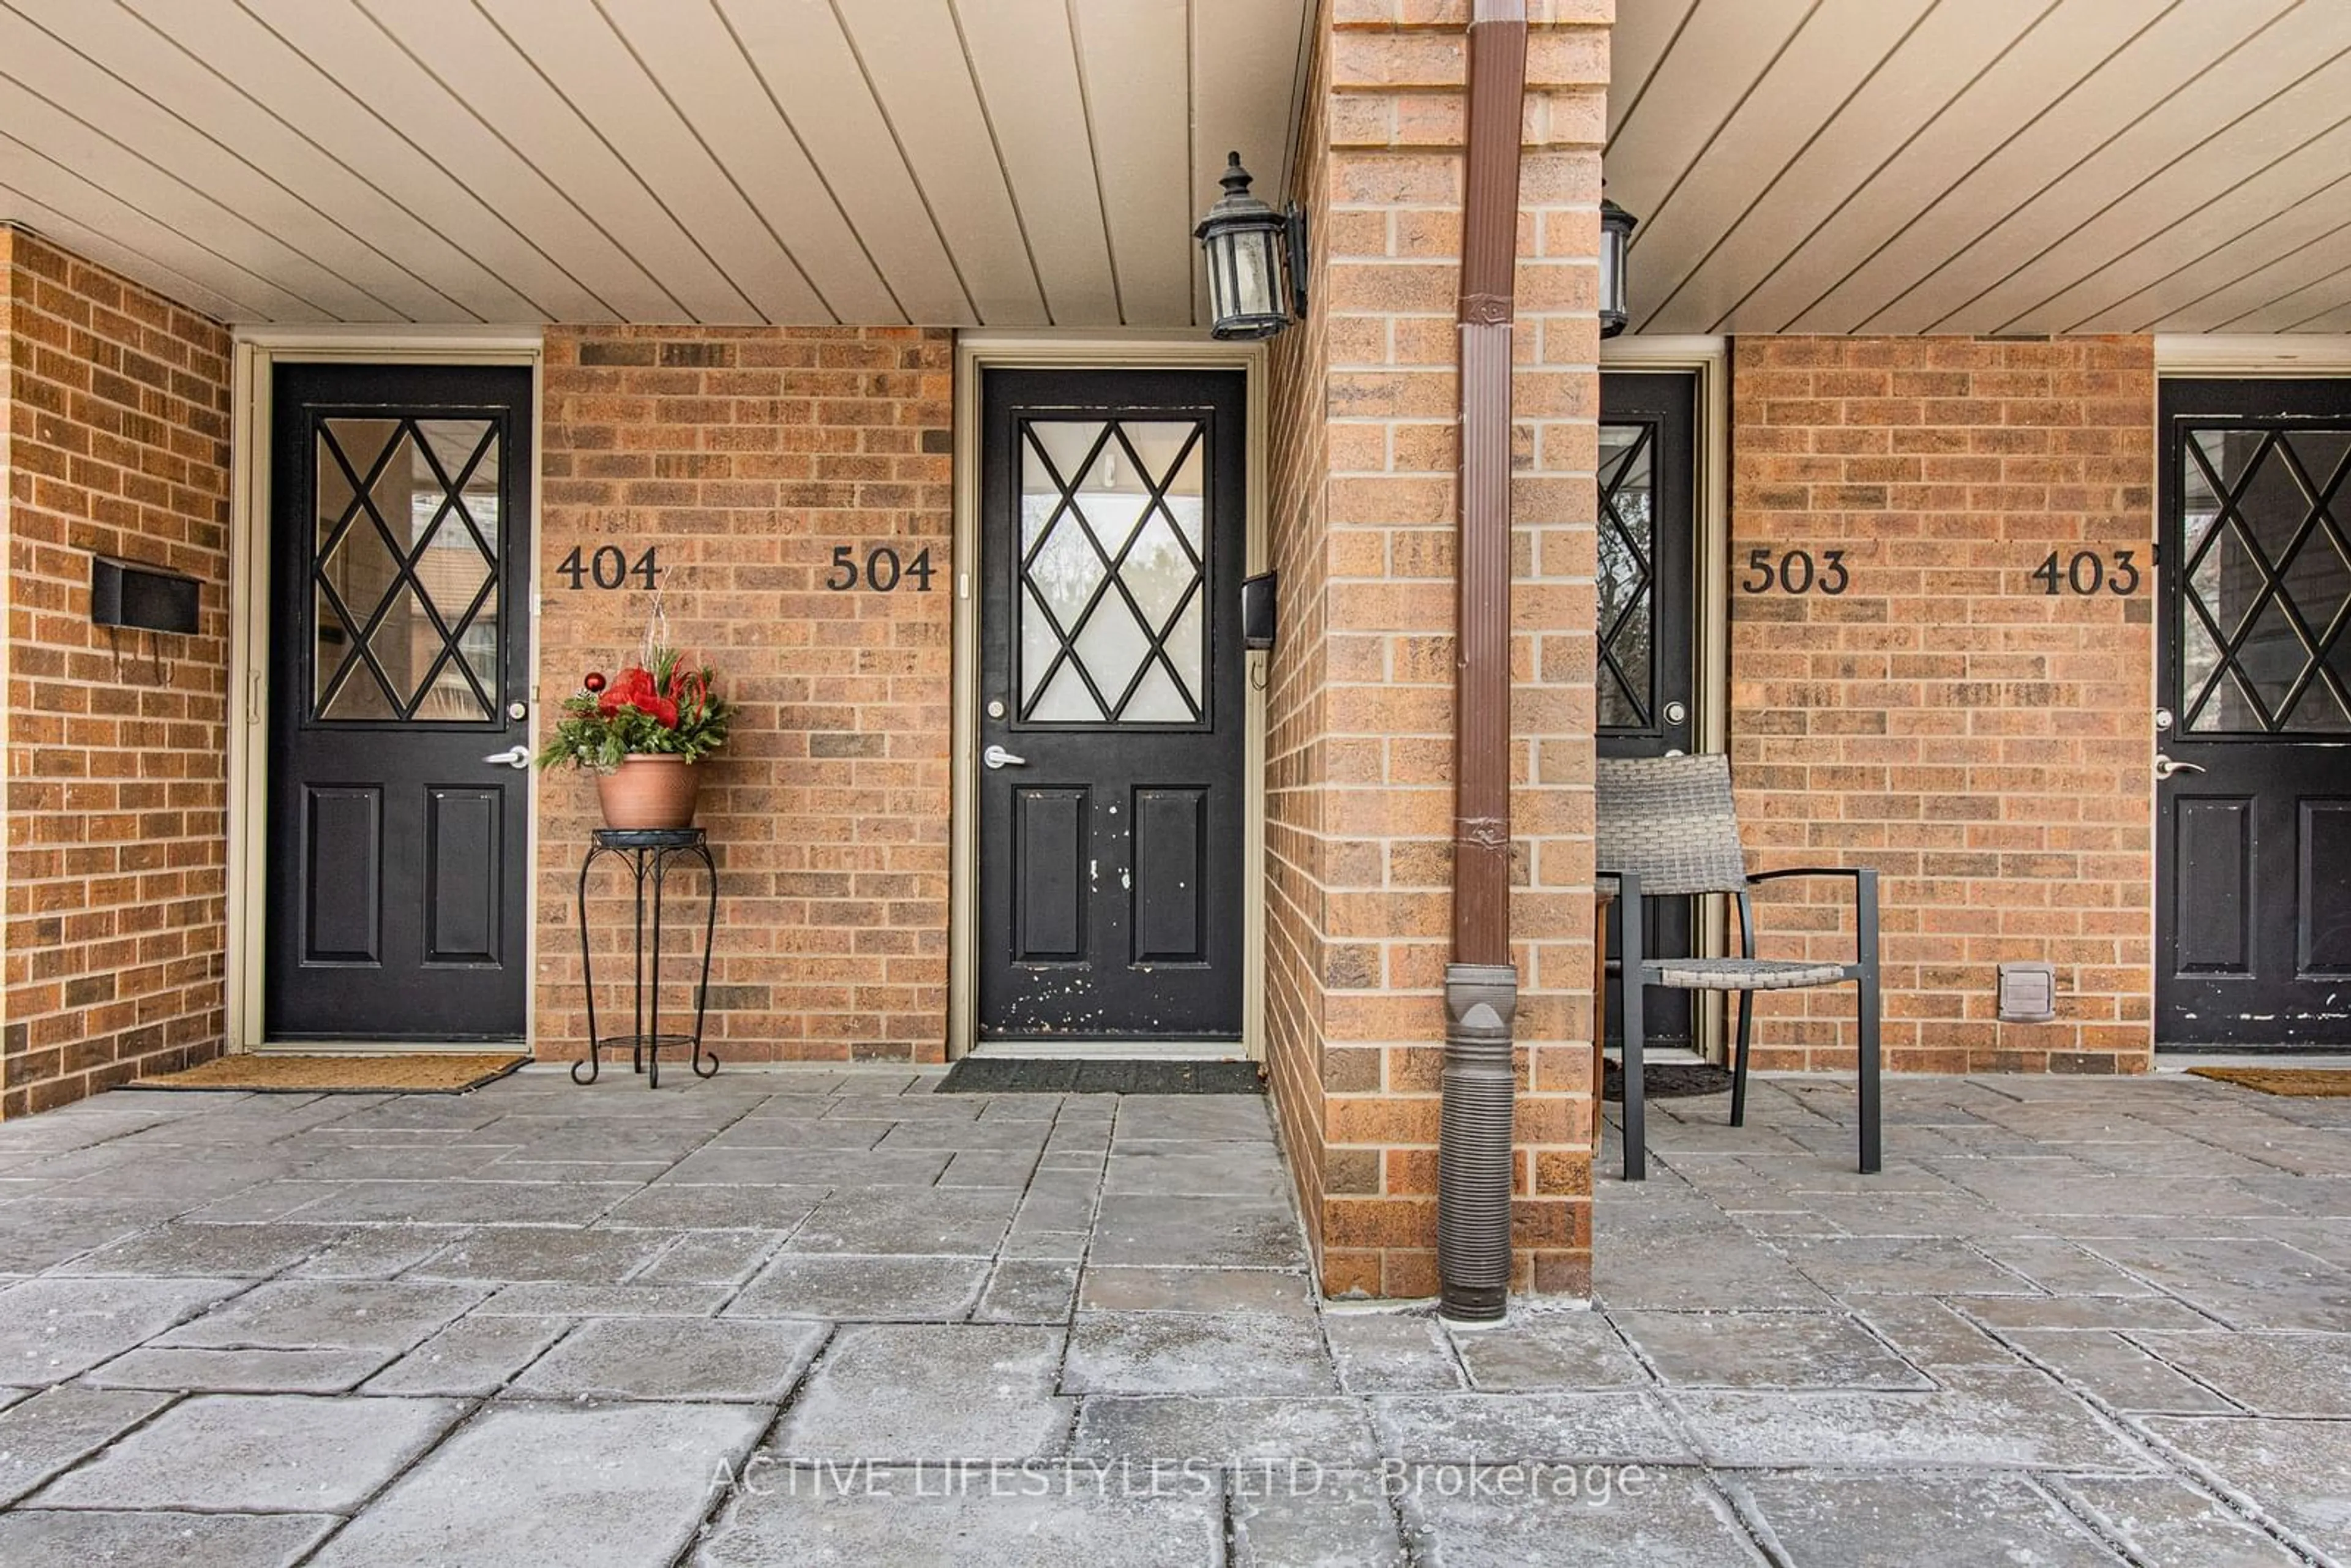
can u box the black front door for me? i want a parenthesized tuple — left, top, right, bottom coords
(1600, 372, 1700, 1048)
(2158, 378, 2351, 1048)
(266, 363, 533, 1041)
(978, 369, 1247, 1043)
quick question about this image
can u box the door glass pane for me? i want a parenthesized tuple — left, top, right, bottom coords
(1017, 417, 1208, 725)
(313, 416, 500, 724)
(1597, 424, 1655, 729)
(2182, 423, 2351, 735)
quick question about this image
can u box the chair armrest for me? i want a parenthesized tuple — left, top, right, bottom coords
(1743, 866, 1878, 971)
(1594, 869, 1641, 978)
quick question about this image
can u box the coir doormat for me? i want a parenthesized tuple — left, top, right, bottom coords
(2186, 1066, 2351, 1098)
(937, 1059, 1265, 1095)
(130, 1054, 530, 1095)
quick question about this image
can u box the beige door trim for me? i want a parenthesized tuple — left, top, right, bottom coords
(948, 332, 1270, 1062)
(2154, 336, 2351, 375)
(1600, 336, 1733, 1055)
(225, 328, 546, 1054)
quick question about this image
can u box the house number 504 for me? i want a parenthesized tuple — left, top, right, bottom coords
(827, 544, 936, 592)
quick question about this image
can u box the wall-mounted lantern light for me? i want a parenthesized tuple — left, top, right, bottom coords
(1196, 152, 1307, 340)
(1600, 198, 1638, 339)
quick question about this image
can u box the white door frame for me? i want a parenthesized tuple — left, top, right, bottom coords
(948, 332, 1270, 1061)
(225, 326, 546, 1054)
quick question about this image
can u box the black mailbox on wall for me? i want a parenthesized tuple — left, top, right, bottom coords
(1241, 569, 1278, 651)
(91, 555, 200, 636)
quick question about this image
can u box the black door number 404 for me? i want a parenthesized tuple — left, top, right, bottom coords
(1741, 547, 1848, 596)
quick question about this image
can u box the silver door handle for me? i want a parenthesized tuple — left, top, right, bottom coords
(482, 745, 531, 770)
(2153, 754, 2205, 780)
(982, 744, 1027, 770)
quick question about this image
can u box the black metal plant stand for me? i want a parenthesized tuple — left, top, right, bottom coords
(572, 828, 719, 1088)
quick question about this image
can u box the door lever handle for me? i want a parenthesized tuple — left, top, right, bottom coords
(982, 744, 1027, 770)
(2153, 753, 2205, 780)
(482, 745, 531, 770)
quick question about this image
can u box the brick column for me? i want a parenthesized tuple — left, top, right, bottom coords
(1264, 0, 1610, 1299)
(0, 225, 234, 1117)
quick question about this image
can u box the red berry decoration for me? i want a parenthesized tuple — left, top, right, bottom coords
(583, 671, 606, 693)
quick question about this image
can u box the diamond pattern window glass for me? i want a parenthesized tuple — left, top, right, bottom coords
(313, 416, 503, 722)
(1597, 422, 1656, 730)
(2180, 424, 2351, 734)
(1016, 418, 1209, 726)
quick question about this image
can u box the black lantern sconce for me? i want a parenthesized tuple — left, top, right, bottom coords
(1196, 152, 1308, 341)
(1599, 198, 1638, 339)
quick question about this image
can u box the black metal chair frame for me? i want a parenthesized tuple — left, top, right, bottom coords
(1599, 757, 1881, 1181)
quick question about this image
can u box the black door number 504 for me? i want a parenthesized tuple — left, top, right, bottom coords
(827, 544, 936, 593)
(1742, 547, 1849, 596)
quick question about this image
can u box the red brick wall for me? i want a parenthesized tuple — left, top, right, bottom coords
(1, 225, 233, 1117)
(536, 326, 954, 1063)
(1730, 335, 2156, 1073)
(1264, 0, 1612, 1299)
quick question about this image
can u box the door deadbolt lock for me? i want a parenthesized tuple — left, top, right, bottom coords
(987, 699, 1007, 719)
(1664, 701, 1688, 725)
(508, 701, 528, 721)
(2154, 707, 2173, 731)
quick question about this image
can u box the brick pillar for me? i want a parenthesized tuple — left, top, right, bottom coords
(0, 225, 234, 1117)
(1264, 1, 1610, 1299)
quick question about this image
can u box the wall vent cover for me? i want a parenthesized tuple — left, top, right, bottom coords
(1997, 961, 2058, 1024)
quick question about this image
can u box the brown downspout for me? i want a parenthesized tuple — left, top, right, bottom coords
(1436, 0, 1527, 1325)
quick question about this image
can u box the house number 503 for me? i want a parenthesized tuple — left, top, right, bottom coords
(827, 544, 936, 592)
(1742, 547, 1849, 596)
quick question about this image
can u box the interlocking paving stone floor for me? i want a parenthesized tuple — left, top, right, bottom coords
(0, 1065, 2344, 1564)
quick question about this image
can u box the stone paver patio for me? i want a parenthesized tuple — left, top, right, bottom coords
(0, 1065, 2344, 1565)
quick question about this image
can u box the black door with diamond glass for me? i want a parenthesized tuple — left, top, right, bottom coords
(1600, 372, 1698, 1049)
(266, 363, 532, 1040)
(979, 369, 1245, 1041)
(2159, 380, 2351, 1048)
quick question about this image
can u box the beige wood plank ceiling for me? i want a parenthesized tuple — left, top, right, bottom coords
(0, 0, 1311, 327)
(1610, 0, 2351, 336)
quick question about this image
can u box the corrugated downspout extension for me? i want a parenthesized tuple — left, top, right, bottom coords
(1438, 0, 1527, 1326)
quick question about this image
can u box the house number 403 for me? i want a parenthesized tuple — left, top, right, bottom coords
(827, 544, 936, 592)
(2032, 549, 2141, 596)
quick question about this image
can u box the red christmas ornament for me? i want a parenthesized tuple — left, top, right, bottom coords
(582, 670, 607, 693)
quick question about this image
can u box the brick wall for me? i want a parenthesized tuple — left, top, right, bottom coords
(0, 225, 233, 1117)
(1264, 0, 1611, 1299)
(536, 326, 954, 1063)
(1729, 335, 2156, 1073)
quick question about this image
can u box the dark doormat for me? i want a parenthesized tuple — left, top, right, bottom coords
(939, 1058, 1266, 1095)
(1602, 1059, 1733, 1101)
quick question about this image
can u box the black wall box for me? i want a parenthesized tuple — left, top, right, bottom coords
(91, 555, 200, 635)
(1241, 569, 1278, 651)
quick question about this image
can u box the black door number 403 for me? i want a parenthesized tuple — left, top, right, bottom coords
(1741, 547, 1849, 596)
(2031, 549, 2140, 596)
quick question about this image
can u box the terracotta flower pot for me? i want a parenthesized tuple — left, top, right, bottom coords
(596, 754, 700, 830)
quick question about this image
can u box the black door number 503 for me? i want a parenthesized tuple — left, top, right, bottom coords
(1742, 547, 1849, 596)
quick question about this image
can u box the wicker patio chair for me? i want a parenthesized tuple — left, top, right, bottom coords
(1595, 753, 1881, 1181)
